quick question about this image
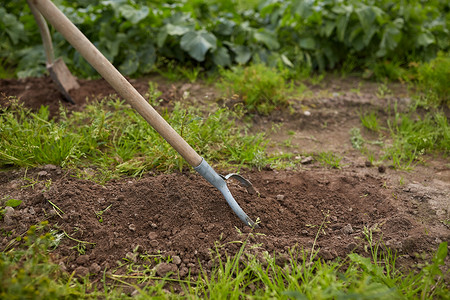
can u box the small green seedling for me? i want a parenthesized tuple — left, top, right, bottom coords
(360, 111, 380, 132)
(350, 127, 365, 150)
(1, 198, 22, 220)
(95, 204, 112, 223)
(316, 152, 342, 169)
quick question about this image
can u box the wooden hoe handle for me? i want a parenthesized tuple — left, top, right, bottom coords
(31, 0, 203, 168)
(27, 0, 54, 65)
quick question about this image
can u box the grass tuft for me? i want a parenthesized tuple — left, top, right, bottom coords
(415, 52, 450, 107)
(315, 152, 342, 169)
(217, 64, 289, 115)
(384, 108, 449, 169)
(0, 97, 272, 181)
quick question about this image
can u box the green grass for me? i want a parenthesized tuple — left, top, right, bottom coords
(217, 64, 290, 115)
(384, 108, 450, 169)
(0, 97, 271, 181)
(315, 152, 342, 169)
(1, 222, 448, 299)
(415, 52, 450, 107)
(353, 106, 449, 170)
(361, 111, 381, 132)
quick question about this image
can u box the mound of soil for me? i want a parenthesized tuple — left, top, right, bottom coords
(1, 166, 448, 280)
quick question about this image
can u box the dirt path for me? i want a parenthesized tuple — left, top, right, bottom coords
(1, 76, 449, 281)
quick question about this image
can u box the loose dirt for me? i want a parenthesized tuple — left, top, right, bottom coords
(1, 76, 449, 284)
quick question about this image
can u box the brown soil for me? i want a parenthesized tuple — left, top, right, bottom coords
(1, 76, 449, 286)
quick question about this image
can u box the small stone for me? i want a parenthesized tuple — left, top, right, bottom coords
(342, 224, 354, 235)
(198, 233, 206, 239)
(28, 207, 36, 215)
(347, 242, 357, 251)
(276, 194, 285, 201)
(89, 263, 101, 273)
(128, 224, 136, 231)
(156, 263, 177, 277)
(150, 240, 159, 247)
(4, 206, 15, 218)
(172, 256, 182, 265)
(304, 110, 311, 116)
(126, 252, 137, 263)
(319, 249, 334, 260)
(148, 232, 158, 239)
(44, 164, 57, 170)
(74, 266, 89, 277)
(116, 195, 125, 201)
(76, 255, 90, 265)
(378, 165, 386, 173)
(4, 215, 13, 225)
(364, 161, 372, 167)
(301, 156, 313, 164)
(331, 216, 337, 222)
(37, 170, 48, 177)
(151, 223, 158, 229)
(179, 266, 188, 277)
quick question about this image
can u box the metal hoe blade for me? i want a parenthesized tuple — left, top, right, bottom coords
(195, 159, 259, 228)
(28, 0, 79, 104)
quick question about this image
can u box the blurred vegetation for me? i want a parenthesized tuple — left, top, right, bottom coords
(0, 0, 448, 81)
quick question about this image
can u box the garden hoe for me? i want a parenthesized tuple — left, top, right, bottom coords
(27, 0, 79, 104)
(31, 0, 259, 228)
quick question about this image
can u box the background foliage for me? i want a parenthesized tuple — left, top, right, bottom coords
(1, 0, 449, 78)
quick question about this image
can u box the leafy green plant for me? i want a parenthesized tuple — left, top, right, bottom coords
(2, 0, 448, 78)
(350, 127, 365, 150)
(218, 64, 289, 114)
